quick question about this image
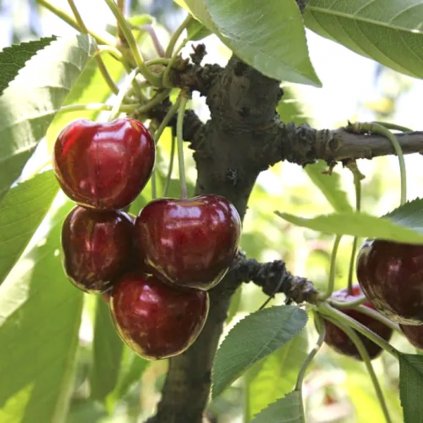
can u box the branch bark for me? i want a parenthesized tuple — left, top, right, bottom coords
(150, 56, 282, 423)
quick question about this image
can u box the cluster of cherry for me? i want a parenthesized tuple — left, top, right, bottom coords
(53, 118, 241, 359)
(324, 239, 423, 359)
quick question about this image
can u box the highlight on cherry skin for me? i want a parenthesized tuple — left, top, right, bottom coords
(53, 118, 155, 210)
(61, 206, 134, 293)
(323, 284, 393, 360)
(357, 239, 423, 325)
(135, 194, 241, 291)
(110, 272, 210, 360)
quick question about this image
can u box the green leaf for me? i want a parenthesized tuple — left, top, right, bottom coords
(304, 0, 423, 78)
(0, 37, 57, 96)
(90, 297, 124, 402)
(178, 0, 321, 86)
(251, 391, 305, 423)
(0, 202, 84, 423)
(384, 198, 423, 232)
(399, 353, 423, 423)
(0, 34, 96, 201)
(0, 171, 58, 284)
(212, 305, 308, 398)
(187, 18, 212, 41)
(305, 161, 352, 213)
(276, 210, 423, 244)
(247, 330, 308, 419)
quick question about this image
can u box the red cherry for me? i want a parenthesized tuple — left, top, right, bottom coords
(357, 239, 423, 324)
(400, 324, 423, 349)
(323, 285, 393, 360)
(62, 206, 134, 293)
(110, 273, 209, 359)
(135, 195, 241, 290)
(53, 118, 155, 210)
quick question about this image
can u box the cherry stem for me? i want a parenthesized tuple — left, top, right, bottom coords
(321, 313, 393, 423)
(317, 302, 399, 358)
(58, 103, 136, 114)
(109, 68, 138, 120)
(321, 235, 342, 300)
(67, 0, 119, 95)
(176, 93, 189, 199)
(346, 160, 364, 293)
(295, 312, 325, 391)
(37, 0, 112, 46)
(165, 15, 192, 58)
(103, 0, 161, 87)
(348, 122, 406, 206)
(329, 295, 367, 308)
(163, 132, 176, 197)
(372, 121, 413, 132)
(355, 305, 401, 333)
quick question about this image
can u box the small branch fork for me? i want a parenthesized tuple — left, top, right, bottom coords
(227, 253, 319, 305)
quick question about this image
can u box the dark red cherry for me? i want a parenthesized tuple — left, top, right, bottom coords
(135, 195, 241, 290)
(110, 273, 209, 359)
(400, 324, 423, 349)
(323, 285, 393, 360)
(61, 206, 134, 293)
(357, 239, 423, 324)
(53, 118, 155, 210)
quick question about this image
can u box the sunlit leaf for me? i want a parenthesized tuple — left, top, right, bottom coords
(0, 202, 83, 423)
(176, 0, 321, 86)
(276, 210, 423, 244)
(251, 390, 305, 423)
(247, 330, 308, 419)
(305, 0, 423, 78)
(0, 171, 57, 284)
(0, 34, 96, 200)
(0, 36, 56, 96)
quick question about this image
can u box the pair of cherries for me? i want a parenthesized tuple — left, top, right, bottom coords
(323, 240, 423, 360)
(54, 118, 241, 359)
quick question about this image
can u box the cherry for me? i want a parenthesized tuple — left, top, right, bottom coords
(357, 239, 423, 324)
(323, 285, 393, 360)
(62, 206, 134, 293)
(110, 273, 209, 359)
(135, 195, 241, 290)
(400, 324, 423, 350)
(53, 118, 155, 210)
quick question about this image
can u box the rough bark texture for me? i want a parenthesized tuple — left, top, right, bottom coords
(149, 56, 282, 423)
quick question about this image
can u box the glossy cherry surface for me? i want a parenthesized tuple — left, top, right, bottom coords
(62, 206, 134, 293)
(110, 273, 209, 359)
(54, 118, 155, 210)
(135, 195, 241, 290)
(324, 285, 393, 360)
(400, 324, 423, 350)
(357, 239, 423, 324)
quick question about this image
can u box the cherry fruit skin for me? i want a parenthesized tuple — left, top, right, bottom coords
(54, 118, 155, 210)
(323, 285, 393, 360)
(110, 273, 209, 359)
(357, 239, 423, 324)
(400, 324, 423, 350)
(62, 206, 134, 293)
(135, 195, 241, 290)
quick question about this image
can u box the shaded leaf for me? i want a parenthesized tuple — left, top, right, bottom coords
(90, 297, 124, 402)
(0, 202, 83, 423)
(399, 353, 423, 423)
(305, 0, 423, 78)
(0, 171, 58, 284)
(0, 36, 56, 96)
(212, 306, 308, 397)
